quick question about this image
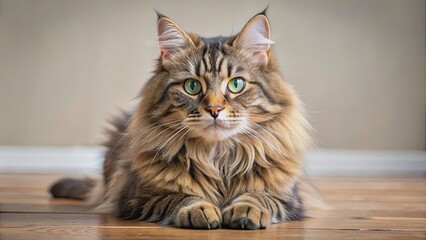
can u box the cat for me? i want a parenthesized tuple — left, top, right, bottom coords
(50, 9, 316, 230)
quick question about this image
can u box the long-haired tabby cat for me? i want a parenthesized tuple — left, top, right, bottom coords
(50, 9, 318, 230)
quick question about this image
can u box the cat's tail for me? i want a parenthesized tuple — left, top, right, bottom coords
(298, 173, 332, 212)
(49, 177, 105, 205)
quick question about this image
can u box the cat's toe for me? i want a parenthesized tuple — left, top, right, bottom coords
(222, 203, 270, 230)
(176, 202, 221, 229)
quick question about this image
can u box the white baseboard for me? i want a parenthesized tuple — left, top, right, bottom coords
(304, 149, 426, 176)
(0, 146, 425, 176)
(0, 146, 105, 174)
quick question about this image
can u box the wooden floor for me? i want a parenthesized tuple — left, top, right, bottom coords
(0, 174, 425, 239)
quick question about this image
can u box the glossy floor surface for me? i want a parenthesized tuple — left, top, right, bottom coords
(1, 174, 425, 239)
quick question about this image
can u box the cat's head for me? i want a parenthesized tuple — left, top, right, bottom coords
(141, 11, 294, 143)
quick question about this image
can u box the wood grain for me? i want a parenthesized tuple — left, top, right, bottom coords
(0, 174, 425, 239)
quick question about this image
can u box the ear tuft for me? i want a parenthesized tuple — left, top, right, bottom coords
(157, 16, 193, 59)
(259, 5, 269, 16)
(154, 9, 167, 20)
(233, 14, 273, 65)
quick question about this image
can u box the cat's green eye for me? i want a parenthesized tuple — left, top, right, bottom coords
(228, 77, 246, 93)
(184, 79, 202, 95)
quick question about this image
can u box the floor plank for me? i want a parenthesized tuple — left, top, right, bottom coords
(0, 174, 425, 239)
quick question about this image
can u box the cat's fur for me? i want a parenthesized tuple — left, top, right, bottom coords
(50, 10, 315, 230)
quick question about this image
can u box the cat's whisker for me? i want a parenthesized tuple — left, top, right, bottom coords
(137, 123, 181, 138)
(240, 128, 260, 142)
(244, 126, 287, 160)
(187, 115, 201, 118)
(144, 120, 183, 134)
(226, 111, 243, 116)
(249, 122, 281, 138)
(223, 119, 241, 123)
(104, 133, 127, 164)
(247, 129, 282, 155)
(152, 125, 188, 161)
(186, 119, 203, 123)
(136, 118, 182, 131)
(141, 124, 184, 146)
(135, 120, 183, 144)
(175, 128, 191, 150)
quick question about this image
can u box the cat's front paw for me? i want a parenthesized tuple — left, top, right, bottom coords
(222, 203, 271, 230)
(175, 202, 221, 229)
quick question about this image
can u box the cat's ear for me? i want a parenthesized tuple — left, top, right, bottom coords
(233, 13, 273, 65)
(156, 13, 194, 59)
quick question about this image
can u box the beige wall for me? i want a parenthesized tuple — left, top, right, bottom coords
(0, 0, 425, 150)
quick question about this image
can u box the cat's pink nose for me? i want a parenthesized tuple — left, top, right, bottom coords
(205, 105, 224, 119)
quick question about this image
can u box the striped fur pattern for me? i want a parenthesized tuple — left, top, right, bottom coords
(50, 10, 312, 230)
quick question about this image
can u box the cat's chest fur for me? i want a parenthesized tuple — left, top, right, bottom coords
(161, 138, 292, 206)
(132, 132, 299, 207)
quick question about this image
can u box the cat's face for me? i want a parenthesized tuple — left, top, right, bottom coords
(146, 13, 287, 142)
